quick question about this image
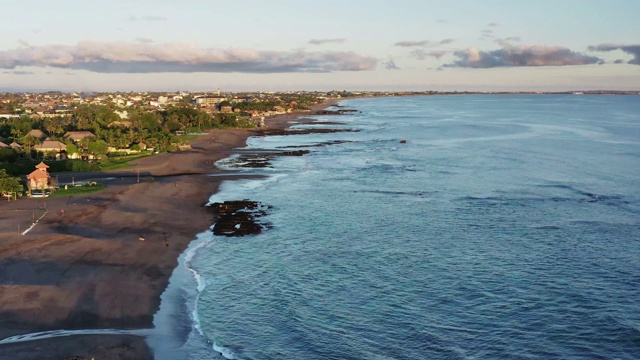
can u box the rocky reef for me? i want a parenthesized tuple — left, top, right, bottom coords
(256, 128, 358, 136)
(210, 200, 272, 236)
(312, 109, 359, 115)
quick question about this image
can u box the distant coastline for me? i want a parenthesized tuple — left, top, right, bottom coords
(1, 89, 639, 97)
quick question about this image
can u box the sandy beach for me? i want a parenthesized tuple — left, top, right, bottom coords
(0, 106, 334, 359)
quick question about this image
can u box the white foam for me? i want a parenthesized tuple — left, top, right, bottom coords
(148, 232, 214, 359)
(212, 341, 237, 359)
(0, 328, 150, 345)
(184, 238, 212, 337)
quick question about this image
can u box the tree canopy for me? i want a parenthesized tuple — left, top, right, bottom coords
(0, 169, 23, 197)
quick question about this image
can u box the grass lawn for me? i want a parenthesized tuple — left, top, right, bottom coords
(50, 183, 107, 197)
(99, 153, 152, 171)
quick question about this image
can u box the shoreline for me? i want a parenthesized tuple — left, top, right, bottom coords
(0, 100, 343, 359)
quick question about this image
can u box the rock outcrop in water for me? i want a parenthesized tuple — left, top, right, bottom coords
(210, 200, 272, 236)
(256, 128, 358, 136)
(282, 149, 310, 156)
(312, 109, 359, 115)
(226, 149, 310, 168)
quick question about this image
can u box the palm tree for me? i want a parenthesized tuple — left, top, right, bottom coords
(21, 134, 38, 160)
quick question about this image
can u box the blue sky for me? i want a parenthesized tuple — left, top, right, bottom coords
(1, 0, 638, 92)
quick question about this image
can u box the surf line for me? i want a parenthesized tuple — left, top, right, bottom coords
(0, 328, 153, 345)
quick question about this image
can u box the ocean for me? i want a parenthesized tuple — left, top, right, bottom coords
(150, 94, 640, 359)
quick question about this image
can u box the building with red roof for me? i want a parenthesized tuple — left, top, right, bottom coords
(26, 161, 51, 193)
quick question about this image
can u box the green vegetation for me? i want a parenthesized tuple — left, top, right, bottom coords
(0, 147, 17, 162)
(232, 100, 282, 112)
(0, 169, 23, 198)
(99, 153, 151, 171)
(0, 92, 330, 186)
(50, 183, 106, 197)
(0, 159, 100, 176)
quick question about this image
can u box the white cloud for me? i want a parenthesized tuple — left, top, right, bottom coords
(308, 38, 346, 45)
(0, 41, 378, 73)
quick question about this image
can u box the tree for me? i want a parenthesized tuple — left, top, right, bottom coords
(66, 142, 79, 157)
(43, 116, 68, 137)
(44, 150, 57, 160)
(163, 120, 180, 133)
(73, 104, 119, 130)
(79, 137, 91, 152)
(0, 169, 23, 199)
(9, 116, 32, 141)
(87, 139, 109, 157)
(216, 113, 237, 127)
(0, 147, 17, 162)
(140, 112, 162, 132)
(21, 134, 39, 160)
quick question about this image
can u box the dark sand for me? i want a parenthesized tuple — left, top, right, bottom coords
(0, 104, 337, 359)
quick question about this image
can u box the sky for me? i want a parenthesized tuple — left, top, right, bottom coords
(1, 0, 639, 92)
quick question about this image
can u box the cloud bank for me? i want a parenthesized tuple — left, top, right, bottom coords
(308, 38, 346, 45)
(410, 49, 447, 60)
(0, 41, 378, 73)
(3, 70, 34, 75)
(446, 45, 601, 68)
(395, 40, 431, 47)
(395, 39, 455, 47)
(588, 44, 640, 65)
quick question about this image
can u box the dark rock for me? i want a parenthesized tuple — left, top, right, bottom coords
(210, 200, 272, 237)
(312, 109, 357, 115)
(278, 140, 352, 148)
(225, 148, 311, 168)
(256, 128, 358, 136)
(281, 150, 310, 156)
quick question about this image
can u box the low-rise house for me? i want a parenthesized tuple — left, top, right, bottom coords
(0, 141, 8, 148)
(110, 120, 132, 127)
(107, 146, 142, 155)
(26, 161, 51, 193)
(34, 139, 67, 159)
(64, 131, 94, 142)
(195, 96, 227, 106)
(10, 142, 22, 152)
(26, 129, 47, 140)
(114, 110, 129, 119)
(230, 97, 251, 103)
(67, 152, 95, 161)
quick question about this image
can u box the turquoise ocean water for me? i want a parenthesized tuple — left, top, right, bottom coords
(151, 95, 640, 359)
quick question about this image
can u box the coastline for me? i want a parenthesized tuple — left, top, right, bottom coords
(0, 101, 339, 359)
